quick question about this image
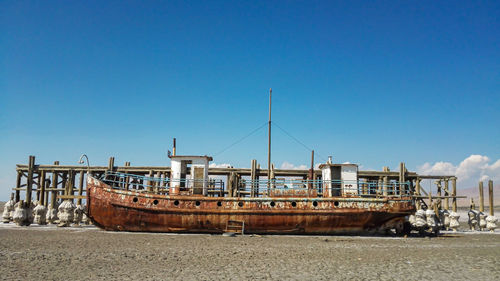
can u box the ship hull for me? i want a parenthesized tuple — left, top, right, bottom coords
(87, 176, 415, 234)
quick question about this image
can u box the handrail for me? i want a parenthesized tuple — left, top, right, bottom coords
(100, 171, 413, 197)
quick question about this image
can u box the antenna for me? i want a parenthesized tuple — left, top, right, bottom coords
(268, 88, 272, 183)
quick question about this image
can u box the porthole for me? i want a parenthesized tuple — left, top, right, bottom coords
(238, 201, 243, 207)
(132, 197, 138, 203)
(291, 202, 297, 207)
(312, 201, 318, 207)
(334, 201, 339, 207)
(195, 201, 201, 206)
(153, 199, 159, 205)
(174, 200, 179, 206)
(217, 201, 222, 207)
(270, 201, 276, 207)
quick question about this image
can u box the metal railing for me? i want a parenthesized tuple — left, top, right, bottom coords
(100, 172, 412, 198)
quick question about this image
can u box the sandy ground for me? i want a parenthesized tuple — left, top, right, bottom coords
(0, 224, 498, 281)
(1, 202, 499, 280)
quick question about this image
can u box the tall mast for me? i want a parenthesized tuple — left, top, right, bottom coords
(268, 88, 272, 181)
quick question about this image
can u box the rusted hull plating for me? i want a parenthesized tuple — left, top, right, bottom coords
(87, 176, 415, 234)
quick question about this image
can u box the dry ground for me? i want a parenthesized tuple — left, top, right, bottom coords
(0, 224, 499, 281)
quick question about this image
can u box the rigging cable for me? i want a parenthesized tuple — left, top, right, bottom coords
(272, 121, 328, 163)
(213, 121, 268, 157)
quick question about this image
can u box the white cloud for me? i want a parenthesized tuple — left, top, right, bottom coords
(280, 161, 308, 170)
(209, 163, 232, 168)
(417, 154, 500, 189)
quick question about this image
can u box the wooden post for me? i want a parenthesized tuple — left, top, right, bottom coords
(443, 179, 449, 210)
(415, 178, 421, 209)
(39, 170, 46, 206)
(77, 171, 84, 205)
(399, 162, 405, 195)
(26, 155, 35, 206)
(308, 150, 314, 190)
(435, 180, 442, 210)
(451, 177, 457, 212)
(428, 186, 433, 208)
(383, 166, 390, 196)
(250, 159, 257, 197)
(50, 161, 59, 207)
(68, 170, 75, 202)
(488, 180, 494, 216)
(155, 171, 161, 193)
(479, 181, 484, 213)
(377, 177, 383, 197)
(108, 157, 115, 171)
(147, 170, 153, 192)
(125, 162, 131, 190)
(15, 171, 22, 202)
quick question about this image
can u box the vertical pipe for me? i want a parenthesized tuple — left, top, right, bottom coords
(173, 138, 176, 156)
(26, 156, 35, 206)
(267, 88, 272, 184)
(452, 177, 457, 212)
(489, 180, 494, 216)
(77, 171, 84, 205)
(479, 181, 484, 213)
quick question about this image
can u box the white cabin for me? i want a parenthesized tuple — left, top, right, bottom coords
(170, 155, 212, 195)
(319, 163, 359, 197)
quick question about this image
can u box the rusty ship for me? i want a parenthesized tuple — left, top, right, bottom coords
(86, 154, 415, 235)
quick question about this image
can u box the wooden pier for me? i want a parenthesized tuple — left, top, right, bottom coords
(9, 155, 462, 213)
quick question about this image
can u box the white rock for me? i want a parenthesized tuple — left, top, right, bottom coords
(58, 200, 75, 227)
(449, 211, 460, 231)
(408, 214, 416, 225)
(46, 203, 59, 224)
(425, 209, 436, 228)
(2, 199, 15, 223)
(33, 204, 47, 225)
(73, 205, 84, 225)
(414, 209, 427, 228)
(81, 212, 90, 225)
(443, 211, 450, 230)
(12, 201, 29, 226)
(486, 215, 498, 232)
(468, 210, 479, 230)
(479, 213, 487, 230)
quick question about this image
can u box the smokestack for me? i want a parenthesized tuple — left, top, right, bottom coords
(173, 138, 176, 156)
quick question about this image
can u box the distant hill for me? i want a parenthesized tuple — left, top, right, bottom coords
(455, 184, 500, 208)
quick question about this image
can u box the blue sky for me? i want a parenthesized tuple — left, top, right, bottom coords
(1, 1, 499, 200)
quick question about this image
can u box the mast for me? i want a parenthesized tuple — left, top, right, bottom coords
(268, 88, 272, 183)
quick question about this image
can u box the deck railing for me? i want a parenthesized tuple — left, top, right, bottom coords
(100, 172, 412, 198)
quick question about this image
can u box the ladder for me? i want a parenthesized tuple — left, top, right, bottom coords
(225, 220, 245, 235)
